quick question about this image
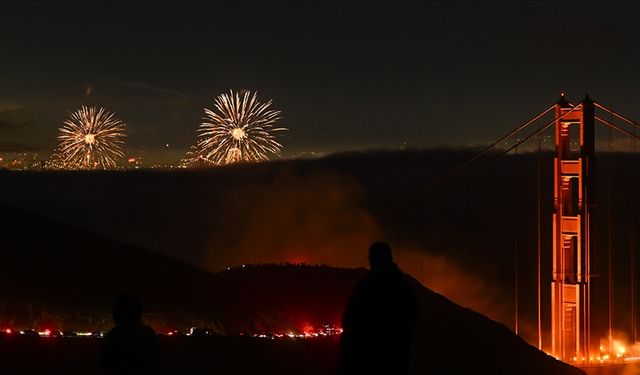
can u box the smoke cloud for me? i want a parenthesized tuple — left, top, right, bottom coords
(201, 167, 381, 270)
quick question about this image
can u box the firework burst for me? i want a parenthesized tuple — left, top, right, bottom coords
(54, 106, 126, 169)
(191, 90, 286, 165)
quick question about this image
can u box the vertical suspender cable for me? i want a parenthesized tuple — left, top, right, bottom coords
(443, 189, 448, 296)
(466, 180, 472, 303)
(420, 251, 424, 287)
(514, 135, 519, 335)
(632, 120, 637, 343)
(608, 123, 614, 353)
(537, 135, 543, 349)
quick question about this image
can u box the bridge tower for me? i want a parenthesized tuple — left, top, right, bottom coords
(551, 95, 595, 361)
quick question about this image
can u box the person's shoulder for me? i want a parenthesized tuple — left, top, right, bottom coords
(399, 273, 416, 290)
(138, 324, 157, 336)
(104, 326, 121, 338)
(354, 272, 376, 289)
(101, 327, 122, 348)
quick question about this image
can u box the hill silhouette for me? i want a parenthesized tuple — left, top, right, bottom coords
(0, 203, 583, 374)
(0, 202, 223, 331)
(1, 149, 638, 347)
(206, 264, 585, 374)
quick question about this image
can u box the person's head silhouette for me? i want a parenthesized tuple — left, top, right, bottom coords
(112, 294, 142, 326)
(368, 241, 394, 271)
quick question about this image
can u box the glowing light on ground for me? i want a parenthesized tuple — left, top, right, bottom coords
(565, 337, 640, 367)
(252, 324, 342, 340)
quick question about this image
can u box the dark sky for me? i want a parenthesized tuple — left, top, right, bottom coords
(2, 1, 640, 163)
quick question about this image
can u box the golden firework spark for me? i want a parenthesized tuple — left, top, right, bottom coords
(191, 90, 286, 165)
(54, 106, 126, 169)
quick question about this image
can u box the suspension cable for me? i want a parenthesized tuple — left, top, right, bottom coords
(595, 102, 640, 129)
(390, 104, 556, 210)
(464, 104, 582, 180)
(396, 104, 582, 212)
(595, 116, 640, 141)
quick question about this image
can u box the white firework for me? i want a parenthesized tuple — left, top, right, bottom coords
(55, 106, 126, 169)
(193, 90, 286, 165)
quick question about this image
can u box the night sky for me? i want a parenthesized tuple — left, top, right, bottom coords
(2, 1, 640, 163)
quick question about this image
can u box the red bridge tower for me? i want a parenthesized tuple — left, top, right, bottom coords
(551, 95, 595, 360)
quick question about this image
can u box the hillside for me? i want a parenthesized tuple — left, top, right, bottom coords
(0, 202, 226, 331)
(0, 202, 583, 373)
(216, 264, 584, 374)
(1, 150, 638, 346)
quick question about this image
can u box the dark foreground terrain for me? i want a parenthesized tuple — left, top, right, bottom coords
(2, 150, 639, 344)
(0, 335, 339, 374)
(0, 199, 585, 374)
(0, 335, 631, 375)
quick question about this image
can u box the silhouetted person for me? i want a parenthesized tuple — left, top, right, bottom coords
(337, 242, 418, 374)
(100, 294, 160, 375)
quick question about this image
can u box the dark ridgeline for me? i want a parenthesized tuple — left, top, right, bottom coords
(0, 158, 592, 373)
(338, 242, 418, 374)
(101, 294, 160, 374)
(3, 150, 639, 342)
